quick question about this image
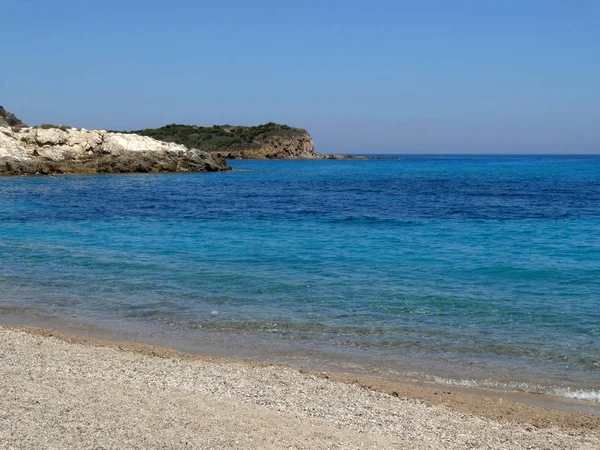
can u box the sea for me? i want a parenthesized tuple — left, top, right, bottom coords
(1, 155, 599, 406)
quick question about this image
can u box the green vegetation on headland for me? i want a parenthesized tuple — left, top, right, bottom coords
(2, 105, 367, 161)
(118, 122, 308, 153)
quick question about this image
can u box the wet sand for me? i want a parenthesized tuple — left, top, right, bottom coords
(1, 326, 598, 449)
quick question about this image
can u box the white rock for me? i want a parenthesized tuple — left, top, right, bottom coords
(0, 126, 228, 174)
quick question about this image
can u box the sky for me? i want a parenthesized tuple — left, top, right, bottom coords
(1, 0, 599, 153)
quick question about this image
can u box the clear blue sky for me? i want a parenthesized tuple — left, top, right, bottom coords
(2, 0, 599, 153)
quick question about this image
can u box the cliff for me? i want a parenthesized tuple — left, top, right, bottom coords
(0, 106, 27, 129)
(124, 123, 323, 160)
(215, 130, 316, 160)
(0, 125, 229, 175)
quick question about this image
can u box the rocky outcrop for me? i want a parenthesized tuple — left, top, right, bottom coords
(0, 126, 229, 175)
(317, 153, 370, 160)
(128, 123, 350, 160)
(213, 130, 317, 160)
(212, 131, 371, 160)
(0, 106, 26, 129)
(126, 122, 367, 160)
(212, 130, 367, 160)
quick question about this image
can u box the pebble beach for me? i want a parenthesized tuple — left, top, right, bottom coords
(1, 326, 598, 449)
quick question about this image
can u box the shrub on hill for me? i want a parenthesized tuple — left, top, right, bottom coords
(118, 122, 305, 152)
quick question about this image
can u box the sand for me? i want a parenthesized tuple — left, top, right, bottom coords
(0, 326, 598, 449)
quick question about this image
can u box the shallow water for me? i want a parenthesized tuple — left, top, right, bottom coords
(1, 155, 599, 401)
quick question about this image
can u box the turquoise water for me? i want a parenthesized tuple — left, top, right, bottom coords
(1, 156, 599, 400)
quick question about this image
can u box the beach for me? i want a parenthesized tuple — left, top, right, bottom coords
(4, 1, 600, 447)
(1, 326, 598, 449)
(1, 158, 599, 448)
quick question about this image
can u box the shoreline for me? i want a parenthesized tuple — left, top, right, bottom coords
(3, 323, 600, 430)
(1, 308, 598, 418)
(1, 325, 599, 448)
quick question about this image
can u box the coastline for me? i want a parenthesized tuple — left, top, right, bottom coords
(1, 308, 599, 418)
(1, 325, 598, 449)
(4, 322, 600, 427)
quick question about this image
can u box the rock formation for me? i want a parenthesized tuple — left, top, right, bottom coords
(0, 106, 27, 129)
(0, 108, 362, 173)
(213, 130, 318, 160)
(0, 125, 229, 175)
(125, 123, 362, 160)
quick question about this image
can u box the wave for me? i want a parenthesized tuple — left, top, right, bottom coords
(551, 388, 600, 402)
(426, 376, 600, 402)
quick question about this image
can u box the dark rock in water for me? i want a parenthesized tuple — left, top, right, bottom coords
(320, 154, 370, 160)
(0, 106, 27, 128)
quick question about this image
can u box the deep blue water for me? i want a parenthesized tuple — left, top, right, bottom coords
(1, 155, 599, 400)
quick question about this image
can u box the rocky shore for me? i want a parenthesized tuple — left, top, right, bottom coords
(209, 130, 366, 160)
(125, 122, 369, 160)
(212, 127, 318, 160)
(0, 125, 229, 175)
(0, 106, 368, 174)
